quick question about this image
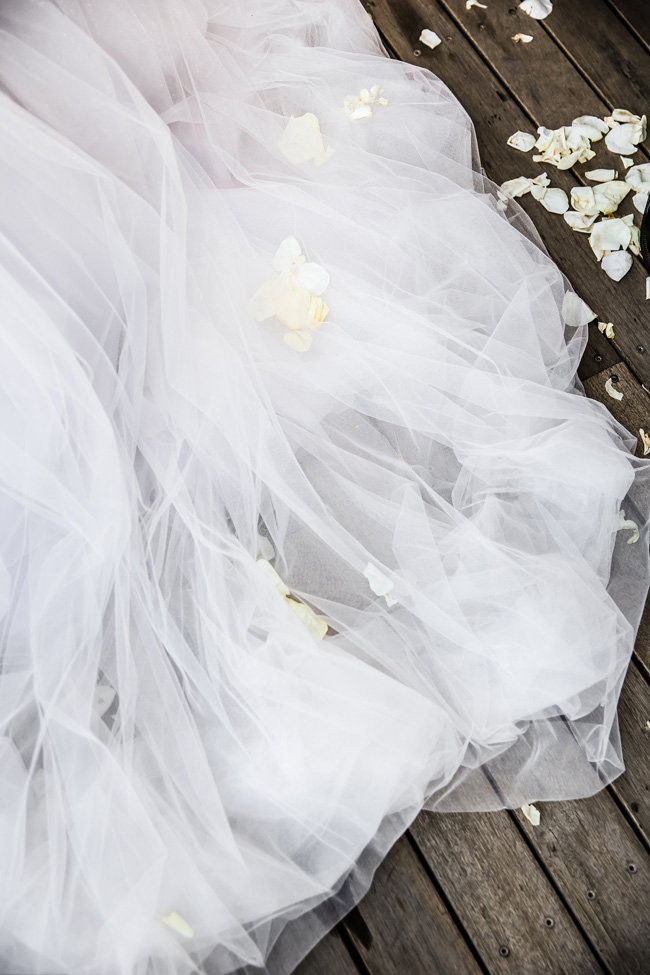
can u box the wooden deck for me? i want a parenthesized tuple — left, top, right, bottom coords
(297, 2, 650, 973)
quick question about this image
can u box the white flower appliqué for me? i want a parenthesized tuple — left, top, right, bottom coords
(250, 236, 330, 352)
(344, 84, 388, 121)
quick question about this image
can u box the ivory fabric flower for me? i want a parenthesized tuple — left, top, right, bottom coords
(250, 236, 330, 351)
(344, 84, 388, 121)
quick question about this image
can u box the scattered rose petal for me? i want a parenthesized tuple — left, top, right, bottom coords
(621, 156, 634, 169)
(570, 186, 599, 215)
(537, 186, 569, 213)
(257, 559, 328, 637)
(273, 236, 304, 274)
(162, 913, 194, 939)
(344, 84, 388, 121)
(605, 377, 623, 401)
(629, 225, 641, 256)
(251, 238, 330, 347)
(284, 330, 313, 352)
(598, 321, 615, 339)
(611, 108, 646, 124)
(93, 685, 116, 718)
(625, 163, 650, 189)
(639, 429, 650, 455)
(592, 180, 632, 214)
(589, 217, 632, 261)
(605, 117, 646, 156)
(646, 277, 650, 301)
(562, 292, 595, 327)
(507, 131, 537, 152)
(364, 563, 398, 607)
(279, 113, 334, 166)
(257, 533, 275, 561)
(419, 29, 442, 49)
(521, 803, 541, 826)
(295, 262, 330, 295)
(519, 0, 552, 18)
(466, 0, 487, 8)
(585, 169, 617, 182)
(571, 116, 608, 141)
(617, 510, 639, 544)
(285, 597, 328, 639)
(512, 32, 534, 43)
(601, 250, 633, 281)
(633, 191, 648, 215)
(563, 210, 598, 233)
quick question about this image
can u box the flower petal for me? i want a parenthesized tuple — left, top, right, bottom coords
(601, 250, 633, 281)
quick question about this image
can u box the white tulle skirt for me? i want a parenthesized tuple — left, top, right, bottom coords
(0, 1, 648, 972)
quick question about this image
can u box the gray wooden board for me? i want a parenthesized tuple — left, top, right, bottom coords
(607, 1, 650, 48)
(294, 929, 360, 975)
(616, 661, 650, 844)
(410, 809, 603, 974)
(513, 790, 650, 974)
(365, 0, 650, 385)
(343, 835, 483, 975)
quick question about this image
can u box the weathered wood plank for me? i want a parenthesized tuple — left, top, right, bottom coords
(410, 809, 603, 974)
(344, 835, 483, 975)
(514, 790, 650, 974)
(294, 929, 361, 975)
(365, 0, 650, 389)
(539, 0, 650, 118)
(606, 1, 650, 50)
(616, 661, 650, 843)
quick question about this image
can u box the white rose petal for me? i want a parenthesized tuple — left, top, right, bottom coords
(639, 429, 650, 454)
(625, 163, 650, 189)
(592, 180, 632, 214)
(521, 803, 541, 825)
(519, 0, 552, 18)
(512, 32, 534, 43)
(162, 913, 194, 939)
(605, 377, 623, 401)
(344, 84, 388, 121)
(601, 250, 633, 281)
(605, 121, 644, 156)
(629, 225, 641, 256)
(279, 113, 334, 166)
(257, 557, 291, 595)
(563, 210, 598, 233)
(284, 330, 313, 352)
(273, 236, 304, 274)
(466, 0, 488, 8)
(295, 262, 330, 296)
(589, 217, 632, 260)
(585, 169, 618, 182)
(633, 191, 648, 214)
(507, 131, 537, 152)
(538, 187, 569, 213)
(419, 29, 442, 49)
(571, 115, 608, 141)
(646, 277, 650, 301)
(598, 321, 615, 339)
(285, 597, 328, 639)
(364, 563, 398, 607)
(611, 109, 644, 124)
(499, 176, 534, 198)
(570, 186, 598, 215)
(562, 292, 595, 327)
(621, 156, 634, 169)
(616, 510, 640, 544)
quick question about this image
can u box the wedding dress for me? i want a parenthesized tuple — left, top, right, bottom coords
(0, 1, 648, 973)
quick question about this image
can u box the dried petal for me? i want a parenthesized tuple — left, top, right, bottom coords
(519, 0, 552, 18)
(344, 85, 388, 121)
(162, 913, 194, 938)
(629, 225, 641, 256)
(499, 176, 534, 198)
(589, 217, 632, 261)
(633, 191, 649, 215)
(512, 32, 534, 43)
(285, 597, 328, 639)
(647, 277, 650, 301)
(284, 330, 313, 352)
(585, 169, 618, 182)
(592, 180, 631, 214)
(279, 113, 333, 166)
(571, 115, 608, 141)
(273, 236, 304, 273)
(611, 109, 644, 124)
(521, 803, 541, 826)
(466, 0, 487, 8)
(605, 120, 645, 156)
(601, 251, 633, 281)
(507, 131, 536, 152)
(570, 186, 598, 215)
(617, 510, 639, 544)
(563, 210, 598, 233)
(295, 262, 330, 295)
(257, 558, 291, 595)
(537, 187, 568, 213)
(419, 29, 442, 49)
(364, 563, 398, 607)
(605, 377, 623, 401)
(598, 321, 615, 339)
(639, 429, 650, 455)
(562, 292, 595, 327)
(621, 156, 634, 169)
(625, 163, 650, 189)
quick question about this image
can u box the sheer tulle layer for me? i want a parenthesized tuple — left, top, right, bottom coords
(0, 1, 648, 973)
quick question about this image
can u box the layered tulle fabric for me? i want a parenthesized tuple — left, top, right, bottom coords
(0, 1, 648, 972)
